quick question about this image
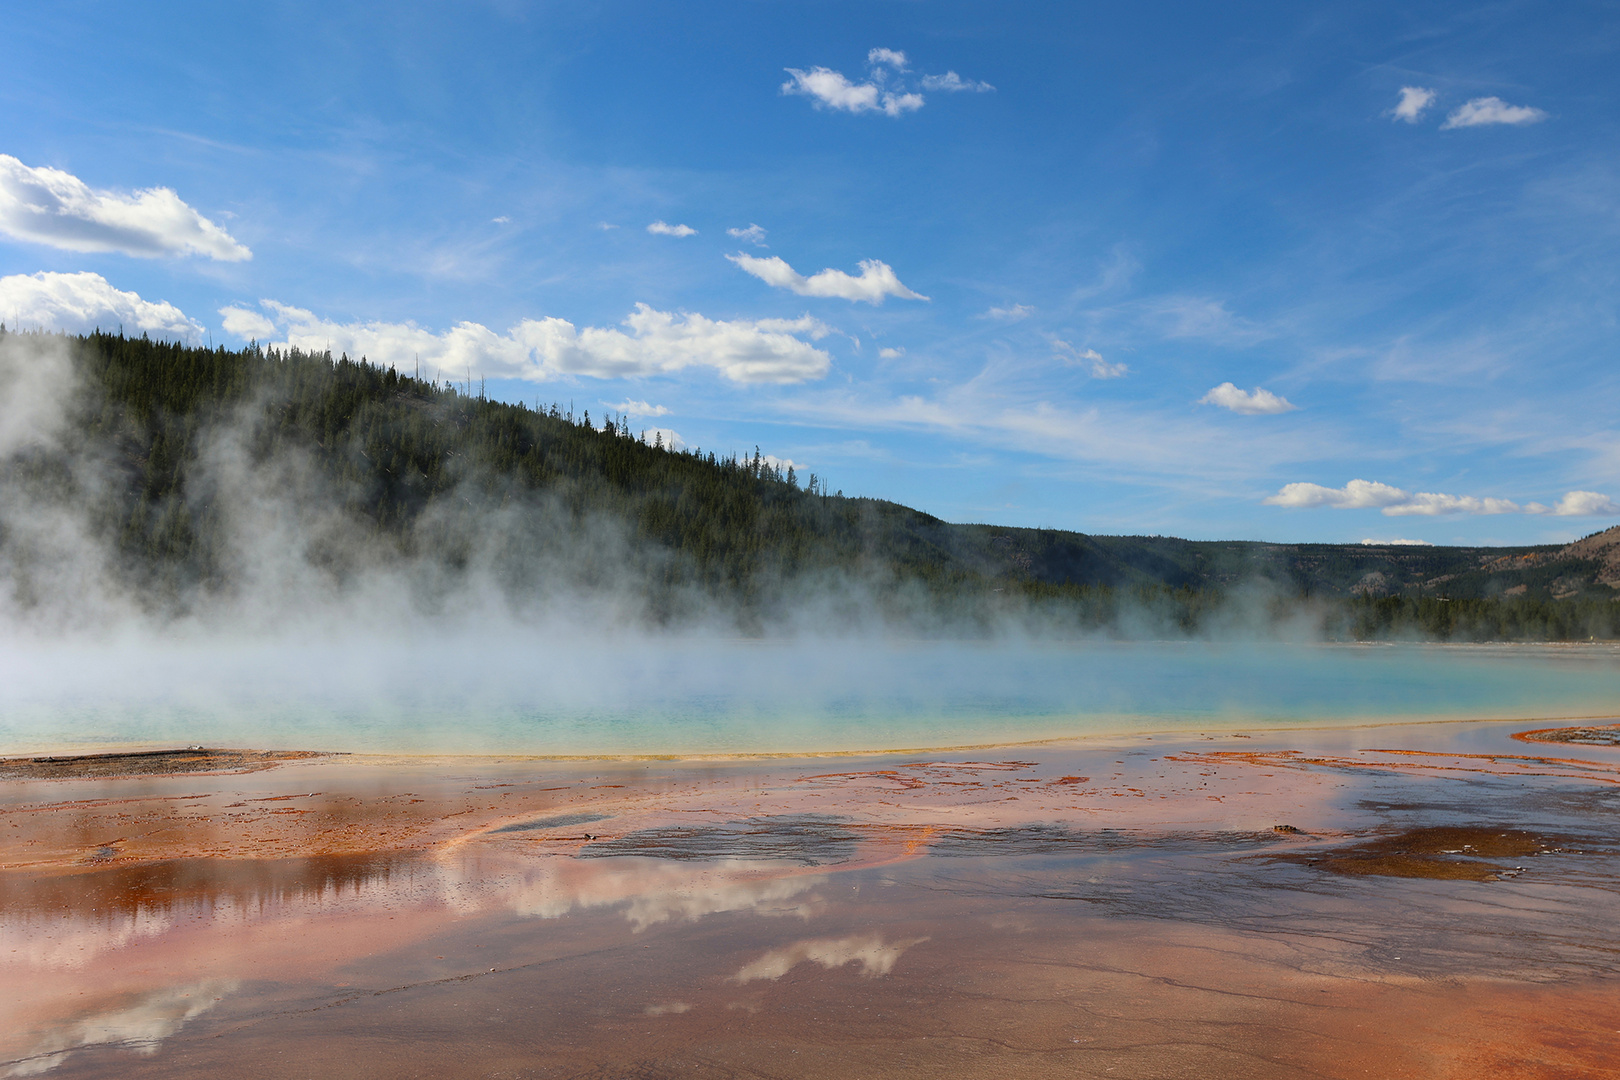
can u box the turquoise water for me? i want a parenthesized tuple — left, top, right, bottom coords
(3, 639, 1618, 756)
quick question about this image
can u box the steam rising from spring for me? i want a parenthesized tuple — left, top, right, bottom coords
(5, 332, 1620, 757)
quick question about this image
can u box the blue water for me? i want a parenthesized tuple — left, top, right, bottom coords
(3, 639, 1618, 756)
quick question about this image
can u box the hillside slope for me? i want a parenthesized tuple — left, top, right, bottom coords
(0, 329, 1614, 637)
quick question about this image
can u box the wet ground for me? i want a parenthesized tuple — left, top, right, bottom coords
(0, 748, 326, 780)
(2, 720, 1619, 1078)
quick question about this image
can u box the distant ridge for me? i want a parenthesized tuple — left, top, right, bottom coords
(1557, 526, 1620, 588)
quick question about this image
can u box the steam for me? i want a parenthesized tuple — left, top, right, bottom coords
(0, 329, 1303, 644)
(7, 332, 1614, 757)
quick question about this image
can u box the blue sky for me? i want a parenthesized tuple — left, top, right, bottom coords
(2, 1, 1617, 545)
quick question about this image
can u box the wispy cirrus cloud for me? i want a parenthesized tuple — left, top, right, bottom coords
(1389, 86, 1436, 123)
(1141, 296, 1270, 344)
(1441, 96, 1547, 129)
(781, 48, 991, 118)
(770, 375, 1327, 483)
(1052, 338, 1126, 379)
(0, 154, 249, 261)
(220, 300, 833, 385)
(728, 253, 927, 304)
(978, 303, 1033, 321)
(727, 223, 767, 246)
(1, 270, 202, 338)
(1199, 382, 1296, 415)
(920, 71, 993, 93)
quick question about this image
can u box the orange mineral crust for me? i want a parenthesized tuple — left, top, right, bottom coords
(2, 719, 1618, 1078)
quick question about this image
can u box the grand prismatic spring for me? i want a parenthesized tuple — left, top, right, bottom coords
(3, 641, 1619, 1078)
(7, 3, 1620, 1077)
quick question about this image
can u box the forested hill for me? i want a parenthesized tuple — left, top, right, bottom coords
(2, 329, 1616, 639)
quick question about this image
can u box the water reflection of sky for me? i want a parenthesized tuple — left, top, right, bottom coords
(0, 844, 850, 1075)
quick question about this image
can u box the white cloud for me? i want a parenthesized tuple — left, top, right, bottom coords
(1441, 96, 1548, 129)
(1199, 382, 1296, 415)
(218, 305, 276, 339)
(920, 71, 994, 93)
(1052, 338, 1126, 379)
(727, 223, 768, 246)
(0, 154, 249, 261)
(597, 221, 619, 230)
(761, 453, 803, 473)
(782, 51, 990, 118)
(612, 399, 670, 418)
(639, 427, 685, 450)
(1264, 479, 1519, 516)
(1525, 491, 1620, 517)
(979, 303, 1033, 321)
(728, 253, 927, 304)
(226, 300, 833, 385)
(0, 271, 202, 338)
(1360, 538, 1435, 546)
(781, 67, 924, 118)
(1385, 493, 1522, 516)
(1390, 86, 1436, 123)
(646, 221, 696, 237)
(492, 215, 511, 224)
(878, 346, 905, 359)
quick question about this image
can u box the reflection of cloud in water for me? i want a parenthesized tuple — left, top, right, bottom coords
(501, 858, 826, 931)
(3, 853, 825, 981)
(4, 980, 234, 1077)
(0, 908, 177, 971)
(731, 934, 927, 983)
